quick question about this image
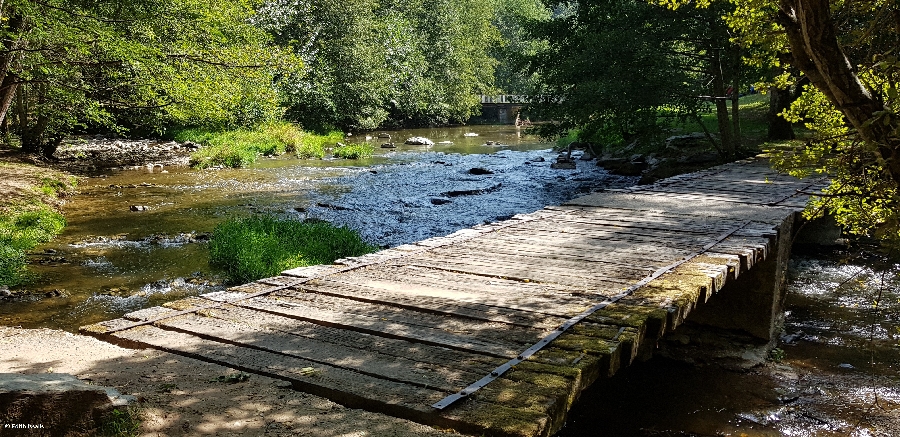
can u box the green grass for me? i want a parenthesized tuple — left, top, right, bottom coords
(671, 94, 770, 145)
(99, 407, 142, 437)
(180, 122, 344, 167)
(297, 131, 343, 159)
(209, 215, 378, 284)
(333, 143, 374, 159)
(0, 205, 66, 286)
(555, 129, 580, 151)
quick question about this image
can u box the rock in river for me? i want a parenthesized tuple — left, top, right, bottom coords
(404, 137, 434, 146)
(468, 167, 494, 175)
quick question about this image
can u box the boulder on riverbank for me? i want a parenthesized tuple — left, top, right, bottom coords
(591, 133, 731, 184)
(0, 373, 137, 434)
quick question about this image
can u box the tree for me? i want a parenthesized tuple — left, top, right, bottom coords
(0, 0, 293, 156)
(255, 0, 499, 130)
(663, 0, 900, 247)
(524, 0, 740, 155)
(491, 0, 551, 94)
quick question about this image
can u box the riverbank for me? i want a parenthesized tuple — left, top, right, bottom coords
(0, 150, 75, 288)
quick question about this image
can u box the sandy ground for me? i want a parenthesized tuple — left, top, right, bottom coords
(0, 327, 460, 437)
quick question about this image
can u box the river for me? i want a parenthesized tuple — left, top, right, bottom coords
(0, 125, 635, 330)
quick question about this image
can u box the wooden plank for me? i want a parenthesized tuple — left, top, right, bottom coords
(173, 297, 507, 372)
(126, 306, 486, 391)
(269, 289, 552, 344)
(88, 322, 559, 437)
(419, 248, 663, 280)
(228, 295, 539, 357)
(301, 277, 577, 326)
(327, 272, 596, 313)
(401, 255, 637, 290)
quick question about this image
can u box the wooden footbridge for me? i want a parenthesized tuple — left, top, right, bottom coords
(82, 157, 825, 436)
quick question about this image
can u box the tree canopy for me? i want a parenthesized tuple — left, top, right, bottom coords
(0, 0, 296, 154)
(255, 0, 500, 131)
(524, 0, 740, 153)
(663, 0, 900, 248)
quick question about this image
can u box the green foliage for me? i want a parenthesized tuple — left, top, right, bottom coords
(333, 143, 374, 159)
(39, 177, 70, 198)
(768, 347, 785, 363)
(0, 205, 66, 286)
(667, 0, 900, 251)
(0, 0, 298, 153)
(183, 123, 342, 167)
(492, 0, 551, 94)
(296, 131, 344, 159)
(99, 407, 141, 437)
(555, 129, 580, 151)
(255, 0, 499, 130)
(209, 215, 377, 284)
(525, 0, 732, 146)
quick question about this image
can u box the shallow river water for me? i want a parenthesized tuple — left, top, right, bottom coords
(1, 125, 634, 330)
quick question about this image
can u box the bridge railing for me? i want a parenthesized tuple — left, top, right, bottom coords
(479, 94, 562, 104)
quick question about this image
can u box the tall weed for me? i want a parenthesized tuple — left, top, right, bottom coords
(209, 215, 377, 284)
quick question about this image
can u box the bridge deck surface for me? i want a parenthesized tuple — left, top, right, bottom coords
(82, 158, 824, 437)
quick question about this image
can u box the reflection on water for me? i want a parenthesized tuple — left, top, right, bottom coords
(1, 125, 637, 331)
(556, 252, 900, 436)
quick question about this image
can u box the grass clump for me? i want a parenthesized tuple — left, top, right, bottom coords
(179, 122, 344, 167)
(297, 131, 343, 159)
(333, 143, 374, 159)
(209, 215, 377, 284)
(99, 407, 142, 437)
(0, 204, 66, 286)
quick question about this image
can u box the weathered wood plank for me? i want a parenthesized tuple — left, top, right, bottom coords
(87, 322, 561, 437)
(301, 277, 576, 326)
(226, 295, 541, 357)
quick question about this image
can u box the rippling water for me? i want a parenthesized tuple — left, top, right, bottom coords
(0, 125, 636, 330)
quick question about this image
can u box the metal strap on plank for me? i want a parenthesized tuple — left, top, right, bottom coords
(431, 220, 753, 410)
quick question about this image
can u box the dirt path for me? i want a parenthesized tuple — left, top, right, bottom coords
(0, 327, 459, 436)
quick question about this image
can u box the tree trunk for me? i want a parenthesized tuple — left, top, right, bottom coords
(710, 48, 734, 157)
(731, 84, 741, 149)
(767, 85, 795, 140)
(778, 0, 900, 187)
(0, 13, 25, 128)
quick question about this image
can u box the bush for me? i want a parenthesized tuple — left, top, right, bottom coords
(333, 143, 374, 159)
(0, 205, 66, 286)
(209, 215, 377, 284)
(297, 131, 343, 159)
(181, 123, 344, 167)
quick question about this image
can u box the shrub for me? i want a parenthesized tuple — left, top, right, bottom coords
(181, 123, 343, 167)
(209, 215, 377, 284)
(333, 143, 374, 159)
(297, 131, 343, 159)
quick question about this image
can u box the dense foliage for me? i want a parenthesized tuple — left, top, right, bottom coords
(0, 0, 295, 155)
(254, 0, 500, 130)
(0, 203, 66, 286)
(209, 215, 377, 284)
(659, 0, 900, 249)
(525, 0, 742, 155)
